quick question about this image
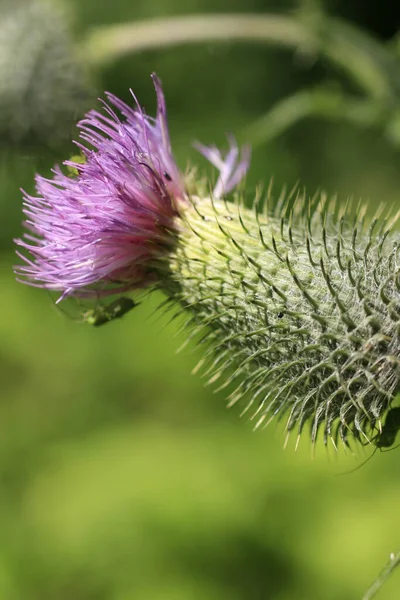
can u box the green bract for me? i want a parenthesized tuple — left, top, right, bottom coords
(157, 191, 400, 450)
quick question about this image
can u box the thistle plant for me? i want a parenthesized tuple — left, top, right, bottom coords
(15, 75, 400, 451)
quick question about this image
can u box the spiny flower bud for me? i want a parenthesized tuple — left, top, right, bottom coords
(14, 75, 400, 450)
(158, 194, 400, 449)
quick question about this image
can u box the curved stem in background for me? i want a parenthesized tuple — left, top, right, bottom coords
(82, 14, 314, 65)
(244, 86, 388, 147)
(362, 551, 400, 600)
(81, 13, 396, 101)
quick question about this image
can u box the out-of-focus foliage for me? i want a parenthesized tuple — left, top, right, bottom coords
(0, 0, 90, 144)
(1, 0, 400, 599)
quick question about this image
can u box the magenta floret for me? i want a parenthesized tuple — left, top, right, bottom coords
(15, 74, 250, 300)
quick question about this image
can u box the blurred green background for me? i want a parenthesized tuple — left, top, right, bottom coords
(1, 0, 400, 598)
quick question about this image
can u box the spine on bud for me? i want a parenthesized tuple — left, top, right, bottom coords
(158, 195, 400, 448)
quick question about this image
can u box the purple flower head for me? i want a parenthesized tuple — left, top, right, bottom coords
(15, 74, 251, 300)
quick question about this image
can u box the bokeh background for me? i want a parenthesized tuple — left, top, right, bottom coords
(1, 0, 400, 598)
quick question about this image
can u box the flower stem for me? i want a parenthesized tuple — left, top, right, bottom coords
(81, 13, 315, 66)
(362, 552, 400, 600)
(81, 13, 393, 101)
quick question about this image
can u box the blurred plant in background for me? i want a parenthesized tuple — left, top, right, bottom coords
(0, 0, 90, 144)
(2, 0, 400, 599)
(81, 5, 400, 149)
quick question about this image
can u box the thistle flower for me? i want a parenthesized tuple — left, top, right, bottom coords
(15, 74, 249, 299)
(15, 76, 400, 450)
(16, 75, 187, 298)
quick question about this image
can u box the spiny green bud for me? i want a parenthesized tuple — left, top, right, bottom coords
(157, 192, 400, 450)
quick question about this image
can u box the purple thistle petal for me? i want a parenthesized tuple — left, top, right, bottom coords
(14, 75, 252, 301)
(14, 75, 187, 299)
(194, 136, 251, 198)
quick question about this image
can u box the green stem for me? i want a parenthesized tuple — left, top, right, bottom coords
(362, 552, 400, 600)
(244, 87, 387, 147)
(81, 13, 314, 66)
(81, 13, 394, 100)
